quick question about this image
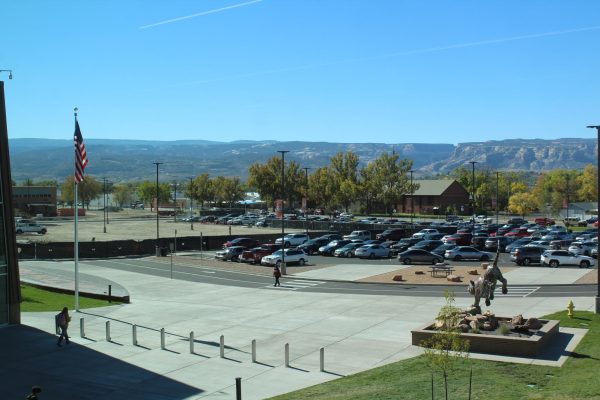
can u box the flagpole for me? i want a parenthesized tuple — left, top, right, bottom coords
(74, 107, 80, 311)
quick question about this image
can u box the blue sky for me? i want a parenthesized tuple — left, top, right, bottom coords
(2, 1, 599, 144)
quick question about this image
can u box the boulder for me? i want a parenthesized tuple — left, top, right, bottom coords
(524, 318, 543, 330)
(468, 269, 479, 275)
(392, 275, 403, 282)
(511, 315, 525, 325)
(459, 323, 470, 333)
(447, 275, 461, 282)
(414, 270, 425, 275)
(482, 321, 494, 331)
(469, 320, 480, 330)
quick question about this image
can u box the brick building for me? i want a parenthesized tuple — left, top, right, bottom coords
(401, 179, 470, 215)
(12, 186, 57, 217)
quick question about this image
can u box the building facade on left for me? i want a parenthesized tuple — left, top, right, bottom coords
(1, 78, 22, 324)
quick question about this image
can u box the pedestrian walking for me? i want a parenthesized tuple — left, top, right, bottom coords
(26, 386, 42, 400)
(56, 307, 71, 346)
(273, 266, 282, 287)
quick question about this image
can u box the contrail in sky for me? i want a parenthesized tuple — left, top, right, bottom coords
(140, 0, 263, 29)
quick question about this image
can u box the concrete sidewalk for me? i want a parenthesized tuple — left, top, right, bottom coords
(8, 260, 595, 399)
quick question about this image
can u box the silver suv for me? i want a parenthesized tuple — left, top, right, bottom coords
(15, 222, 47, 235)
(275, 233, 309, 247)
(541, 250, 595, 268)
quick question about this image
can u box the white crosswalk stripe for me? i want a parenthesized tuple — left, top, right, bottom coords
(496, 286, 540, 297)
(265, 279, 325, 290)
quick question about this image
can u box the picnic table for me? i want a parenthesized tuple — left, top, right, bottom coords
(429, 265, 455, 277)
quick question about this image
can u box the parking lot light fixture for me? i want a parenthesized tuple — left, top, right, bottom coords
(469, 161, 478, 232)
(586, 124, 600, 313)
(153, 162, 163, 255)
(303, 167, 310, 239)
(278, 150, 289, 271)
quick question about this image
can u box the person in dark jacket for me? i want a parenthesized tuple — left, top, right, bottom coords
(273, 266, 281, 287)
(26, 386, 42, 400)
(56, 307, 71, 346)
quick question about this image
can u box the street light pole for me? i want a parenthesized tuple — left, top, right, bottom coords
(496, 171, 500, 225)
(153, 162, 163, 256)
(409, 170, 414, 227)
(278, 150, 289, 273)
(586, 125, 600, 313)
(103, 177, 107, 233)
(469, 161, 478, 232)
(303, 167, 310, 239)
(189, 177, 194, 231)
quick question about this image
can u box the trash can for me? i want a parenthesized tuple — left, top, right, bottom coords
(156, 246, 161, 257)
(160, 247, 168, 257)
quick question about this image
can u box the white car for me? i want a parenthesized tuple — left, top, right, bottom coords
(354, 244, 391, 259)
(261, 249, 308, 266)
(541, 250, 595, 268)
(275, 233, 309, 247)
(343, 230, 371, 241)
(567, 241, 597, 256)
(412, 228, 439, 240)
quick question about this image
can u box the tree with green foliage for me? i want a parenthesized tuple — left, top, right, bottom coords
(247, 156, 303, 210)
(368, 152, 413, 215)
(212, 176, 245, 209)
(532, 169, 580, 213)
(188, 173, 214, 209)
(577, 164, 598, 202)
(508, 192, 538, 217)
(113, 183, 134, 207)
(423, 290, 470, 400)
(329, 151, 360, 212)
(308, 167, 336, 212)
(137, 180, 170, 209)
(60, 176, 103, 209)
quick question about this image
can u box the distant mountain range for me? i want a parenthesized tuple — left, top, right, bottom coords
(7, 138, 598, 183)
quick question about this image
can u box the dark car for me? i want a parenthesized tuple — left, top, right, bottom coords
(297, 238, 331, 255)
(444, 233, 472, 246)
(510, 246, 545, 266)
(376, 228, 406, 241)
(505, 237, 535, 252)
(484, 236, 512, 252)
(317, 233, 343, 242)
(398, 249, 443, 265)
(319, 239, 352, 256)
(432, 243, 457, 257)
(390, 237, 423, 254)
(409, 240, 444, 252)
(223, 237, 260, 249)
(507, 217, 527, 225)
(470, 236, 489, 250)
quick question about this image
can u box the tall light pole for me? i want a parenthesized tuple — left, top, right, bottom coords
(103, 177, 107, 233)
(188, 177, 194, 231)
(278, 150, 289, 273)
(586, 125, 600, 313)
(153, 162, 163, 256)
(172, 180, 178, 223)
(303, 167, 310, 239)
(469, 161, 478, 232)
(409, 170, 414, 227)
(496, 171, 500, 225)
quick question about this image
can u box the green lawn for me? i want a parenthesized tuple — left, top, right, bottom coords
(269, 311, 600, 400)
(20, 284, 122, 312)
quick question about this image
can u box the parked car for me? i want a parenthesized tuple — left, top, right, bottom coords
(444, 246, 494, 261)
(390, 238, 423, 255)
(541, 250, 595, 268)
(297, 238, 331, 255)
(504, 227, 531, 238)
(443, 233, 472, 246)
(317, 233, 343, 242)
(343, 230, 371, 241)
(549, 239, 575, 250)
(376, 228, 405, 241)
(484, 236, 512, 252)
(412, 228, 440, 240)
(239, 244, 281, 264)
(319, 239, 352, 256)
(534, 217, 555, 226)
(409, 240, 444, 252)
(507, 217, 527, 225)
(215, 246, 246, 261)
(563, 217, 587, 227)
(505, 237, 534, 252)
(525, 240, 552, 249)
(568, 241, 597, 256)
(223, 237, 260, 249)
(275, 233, 309, 247)
(334, 242, 365, 258)
(470, 236, 489, 250)
(431, 243, 457, 257)
(261, 249, 308, 267)
(355, 244, 391, 259)
(510, 246, 545, 266)
(398, 249, 443, 265)
(15, 221, 47, 234)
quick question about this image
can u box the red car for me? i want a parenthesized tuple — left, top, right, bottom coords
(443, 233, 472, 246)
(223, 237, 260, 249)
(239, 244, 280, 264)
(534, 217, 555, 226)
(504, 227, 531, 238)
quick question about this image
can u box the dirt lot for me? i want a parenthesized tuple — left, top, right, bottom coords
(17, 209, 298, 243)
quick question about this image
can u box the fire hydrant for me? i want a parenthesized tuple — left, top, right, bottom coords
(567, 300, 575, 319)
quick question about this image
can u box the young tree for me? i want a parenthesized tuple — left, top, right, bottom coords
(369, 152, 413, 215)
(137, 181, 170, 208)
(577, 164, 598, 202)
(189, 173, 214, 209)
(215, 176, 245, 209)
(113, 183, 134, 207)
(508, 192, 538, 217)
(247, 156, 303, 210)
(60, 176, 102, 209)
(423, 290, 470, 400)
(329, 151, 360, 212)
(308, 167, 336, 212)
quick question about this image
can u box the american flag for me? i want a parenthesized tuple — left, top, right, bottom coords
(74, 120, 88, 183)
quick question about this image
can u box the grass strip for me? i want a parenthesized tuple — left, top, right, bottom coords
(20, 284, 123, 312)
(269, 311, 600, 400)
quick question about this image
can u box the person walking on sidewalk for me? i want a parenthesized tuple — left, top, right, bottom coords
(56, 307, 71, 346)
(273, 266, 282, 287)
(26, 386, 42, 400)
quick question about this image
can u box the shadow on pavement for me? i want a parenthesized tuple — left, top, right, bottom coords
(1, 325, 204, 400)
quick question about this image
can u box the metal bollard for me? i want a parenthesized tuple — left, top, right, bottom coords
(80, 318, 85, 338)
(235, 377, 242, 400)
(320, 347, 325, 372)
(132, 325, 138, 346)
(284, 343, 289, 367)
(160, 328, 166, 350)
(108, 285, 112, 303)
(251, 339, 256, 363)
(220, 335, 225, 358)
(189, 331, 194, 354)
(105, 321, 111, 342)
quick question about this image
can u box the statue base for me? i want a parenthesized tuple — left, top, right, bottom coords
(412, 318, 559, 357)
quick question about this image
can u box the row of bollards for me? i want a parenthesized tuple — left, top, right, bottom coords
(80, 318, 326, 371)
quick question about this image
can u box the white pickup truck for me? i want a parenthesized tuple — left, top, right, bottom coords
(15, 221, 47, 234)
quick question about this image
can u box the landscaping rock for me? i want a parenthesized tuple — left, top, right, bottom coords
(414, 270, 425, 275)
(447, 275, 461, 282)
(392, 275, 403, 281)
(468, 269, 478, 275)
(511, 315, 525, 326)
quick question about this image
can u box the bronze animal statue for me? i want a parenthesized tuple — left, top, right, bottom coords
(467, 248, 507, 313)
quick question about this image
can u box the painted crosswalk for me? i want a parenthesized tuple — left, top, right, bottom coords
(265, 279, 325, 291)
(495, 286, 540, 298)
